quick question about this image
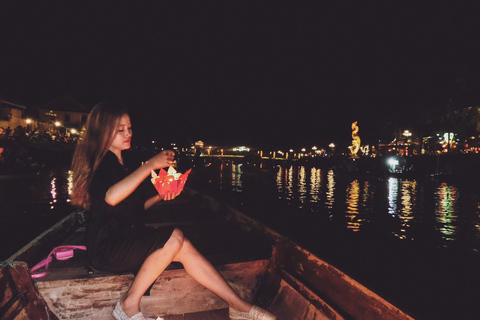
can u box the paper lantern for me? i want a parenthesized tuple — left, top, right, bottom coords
(151, 166, 192, 195)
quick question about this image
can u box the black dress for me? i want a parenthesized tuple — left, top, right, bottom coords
(86, 150, 174, 273)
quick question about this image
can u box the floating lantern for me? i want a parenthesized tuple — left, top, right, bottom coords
(151, 166, 191, 195)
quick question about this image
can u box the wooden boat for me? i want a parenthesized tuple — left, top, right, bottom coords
(1, 188, 415, 320)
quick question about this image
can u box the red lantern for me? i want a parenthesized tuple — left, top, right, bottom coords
(151, 167, 192, 195)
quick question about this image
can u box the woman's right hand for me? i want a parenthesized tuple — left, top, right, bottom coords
(148, 150, 176, 169)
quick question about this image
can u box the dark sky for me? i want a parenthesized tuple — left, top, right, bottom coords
(1, 2, 480, 149)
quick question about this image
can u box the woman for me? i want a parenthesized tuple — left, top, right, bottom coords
(71, 102, 275, 320)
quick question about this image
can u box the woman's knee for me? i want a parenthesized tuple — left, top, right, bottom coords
(173, 237, 199, 261)
(164, 228, 184, 252)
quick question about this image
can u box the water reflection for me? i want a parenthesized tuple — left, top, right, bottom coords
(325, 169, 335, 214)
(310, 167, 321, 203)
(231, 163, 242, 192)
(0, 168, 73, 218)
(298, 166, 307, 207)
(67, 170, 73, 199)
(276, 166, 283, 196)
(217, 161, 243, 192)
(198, 160, 477, 251)
(435, 182, 458, 241)
(387, 178, 418, 240)
(346, 179, 361, 231)
(398, 180, 416, 240)
(388, 177, 399, 216)
(286, 166, 294, 201)
(219, 162, 224, 190)
(344, 179, 373, 232)
(50, 176, 57, 209)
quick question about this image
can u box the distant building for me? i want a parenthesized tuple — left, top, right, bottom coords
(33, 95, 89, 133)
(0, 94, 90, 138)
(0, 96, 27, 131)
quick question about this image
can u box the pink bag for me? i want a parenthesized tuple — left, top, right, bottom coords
(30, 245, 86, 278)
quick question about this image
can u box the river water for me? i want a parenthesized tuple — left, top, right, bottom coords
(1, 156, 480, 319)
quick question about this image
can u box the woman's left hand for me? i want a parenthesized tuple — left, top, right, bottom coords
(162, 191, 181, 201)
(149, 150, 176, 169)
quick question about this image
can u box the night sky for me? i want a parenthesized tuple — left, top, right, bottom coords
(1, 2, 480, 149)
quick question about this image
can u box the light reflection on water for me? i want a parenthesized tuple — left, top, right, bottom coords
(0, 167, 74, 259)
(50, 176, 57, 209)
(435, 182, 458, 241)
(298, 166, 307, 207)
(0, 168, 73, 215)
(1, 161, 476, 252)
(310, 167, 321, 203)
(217, 161, 243, 192)
(397, 180, 417, 240)
(231, 163, 242, 192)
(325, 169, 335, 213)
(231, 163, 478, 250)
(67, 170, 73, 197)
(387, 178, 418, 240)
(346, 179, 361, 231)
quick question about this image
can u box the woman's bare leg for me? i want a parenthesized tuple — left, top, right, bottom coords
(120, 229, 184, 317)
(172, 236, 251, 312)
(120, 228, 251, 316)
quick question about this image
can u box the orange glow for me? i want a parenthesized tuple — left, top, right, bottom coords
(349, 121, 361, 158)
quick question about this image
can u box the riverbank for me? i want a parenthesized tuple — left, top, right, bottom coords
(240, 152, 480, 182)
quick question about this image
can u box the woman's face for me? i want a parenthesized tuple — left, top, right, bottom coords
(109, 114, 132, 154)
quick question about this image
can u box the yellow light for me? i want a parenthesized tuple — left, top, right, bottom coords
(349, 121, 360, 158)
(26, 118, 32, 124)
(55, 121, 61, 127)
(71, 128, 77, 134)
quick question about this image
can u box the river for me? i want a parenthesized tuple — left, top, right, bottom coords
(1, 155, 480, 319)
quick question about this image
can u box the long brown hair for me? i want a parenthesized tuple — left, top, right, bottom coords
(71, 102, 128, 209)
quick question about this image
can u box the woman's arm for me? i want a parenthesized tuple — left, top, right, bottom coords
(105, 151, 174, 206)
(144, 194, 162, 210)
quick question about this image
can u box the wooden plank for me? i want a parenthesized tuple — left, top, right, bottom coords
(0, 265, 15, 310)
(36, 273, 134, 320)
(36, 260, 268, 320)
(279, 242, 414, 320)
(269, 280, 336, 320)
(279, 269, 345, 320)
(163, 315, 185, 320)
(183, 308, 228, 320)
(0, 261, 58, 320)
(162, 308, 229, 320)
